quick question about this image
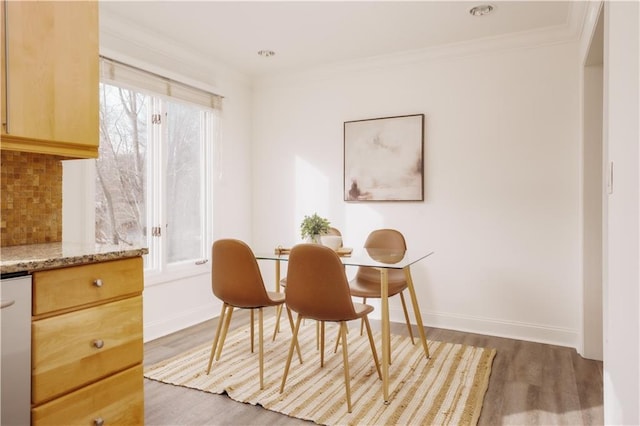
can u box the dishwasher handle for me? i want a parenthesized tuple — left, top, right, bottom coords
(0, 300, 15, 309)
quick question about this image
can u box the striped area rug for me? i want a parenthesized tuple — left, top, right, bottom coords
(144, 315, 495, 425)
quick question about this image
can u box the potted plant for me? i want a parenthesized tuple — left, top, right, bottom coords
(300, 213, 330, 243)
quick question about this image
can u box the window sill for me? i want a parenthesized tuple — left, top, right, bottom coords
(143, 262, 210, 288)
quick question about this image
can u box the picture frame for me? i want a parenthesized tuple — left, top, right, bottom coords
(344, 114, 424, 202)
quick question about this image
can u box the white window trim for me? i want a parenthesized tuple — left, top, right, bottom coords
(62, 58, 222, 285)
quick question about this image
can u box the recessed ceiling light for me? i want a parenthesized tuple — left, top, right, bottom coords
(258, 50, 275, 58)
(469, 4, 494, 17)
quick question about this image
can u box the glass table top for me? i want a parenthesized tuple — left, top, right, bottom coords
(255, 247, 434, 269)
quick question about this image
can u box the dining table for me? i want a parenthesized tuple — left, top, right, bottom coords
(255, 246, 434, 404)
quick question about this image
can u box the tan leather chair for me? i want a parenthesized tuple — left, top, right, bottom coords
(280, 244, 381, 413)
(349, 229, 416, 353)
(206, 239, 298, 390)
(273, 227, 342, 346)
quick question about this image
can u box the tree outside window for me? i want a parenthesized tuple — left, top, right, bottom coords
(97, 82, 216, 271)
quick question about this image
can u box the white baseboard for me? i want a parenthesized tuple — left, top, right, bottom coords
(382, 306, 579, 349)
(144, 302, 579, 349)
(144, 304, 216, 343)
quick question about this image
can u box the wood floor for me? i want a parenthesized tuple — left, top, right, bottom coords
(144, 311, 603, 425)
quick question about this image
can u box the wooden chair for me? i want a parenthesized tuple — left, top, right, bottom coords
(349, 229, 415, 358)
(280, 244, 381, 413)
(206, 239, 299, 390)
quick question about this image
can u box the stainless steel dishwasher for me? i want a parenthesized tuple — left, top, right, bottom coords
(1, 273, 32, 426)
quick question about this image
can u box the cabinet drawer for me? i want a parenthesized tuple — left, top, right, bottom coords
(32, 364, 144, 426)
(33, 257, 143, 315)
(32, 296, 143, 404)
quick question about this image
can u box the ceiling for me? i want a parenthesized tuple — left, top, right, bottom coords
(100, 1, 574, 78)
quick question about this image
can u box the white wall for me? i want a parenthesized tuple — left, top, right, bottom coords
(602, 1, 640, 424)
(251, 38, 581, 347)
(95, 10, 255, 341)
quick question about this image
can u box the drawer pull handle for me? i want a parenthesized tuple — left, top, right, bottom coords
(93, 339, 104, 349)
(94, 279, 103, 287)
(94, 417, 105, 426)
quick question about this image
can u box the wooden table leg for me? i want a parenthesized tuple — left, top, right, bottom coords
(380, 268, 390, 404)
(273, 260, 282, 338)
(404, 267, 430, 358)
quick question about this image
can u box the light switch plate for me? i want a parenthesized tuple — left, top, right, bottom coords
(606, 161, 614, 194)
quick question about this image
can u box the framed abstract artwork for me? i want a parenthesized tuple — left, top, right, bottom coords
(344, 114, 424, 201)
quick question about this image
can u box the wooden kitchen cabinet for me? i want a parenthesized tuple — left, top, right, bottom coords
(32, 256, 144, 316)
(31, 257, 144, 425)
(0, 1, 99, 158)
(31, 366, 144, 426)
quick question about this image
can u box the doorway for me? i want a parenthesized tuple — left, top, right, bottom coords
(581, 6, 604, 360)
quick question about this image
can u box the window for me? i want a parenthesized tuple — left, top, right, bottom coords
(96, 58, 222, 275)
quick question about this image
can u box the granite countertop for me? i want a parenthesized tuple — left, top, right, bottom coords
(0, 242, 149, 274)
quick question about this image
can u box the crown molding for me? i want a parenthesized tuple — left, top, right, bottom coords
(99, 9, 251, 93)
(578, 1, 604, 63)
(100, 3, 589, 91)
(255, 1, 589, 88)
(568, 0, 593, 41)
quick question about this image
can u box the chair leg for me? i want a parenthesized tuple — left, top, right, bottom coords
(207, 303, 228, 374)
(215, 306, 234, 361)
(259, 307, 264, 389)
(320, 321, 325, 367)
(280, 315, 303, 394)
(333, 324, 341, 354)
(272, 304, 283, 341)
(363, 316, 382, 380)
(399, 291, 415, 345)
(339, 322, 353, 413)
(285, 307, 303, 364)
(250, 309, 255, 353)
(360, 297, 367, 336)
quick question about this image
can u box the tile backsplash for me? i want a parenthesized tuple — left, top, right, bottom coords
(1, 151, 63, 247)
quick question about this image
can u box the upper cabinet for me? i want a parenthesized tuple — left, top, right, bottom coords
(1, 1, 99, 158)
